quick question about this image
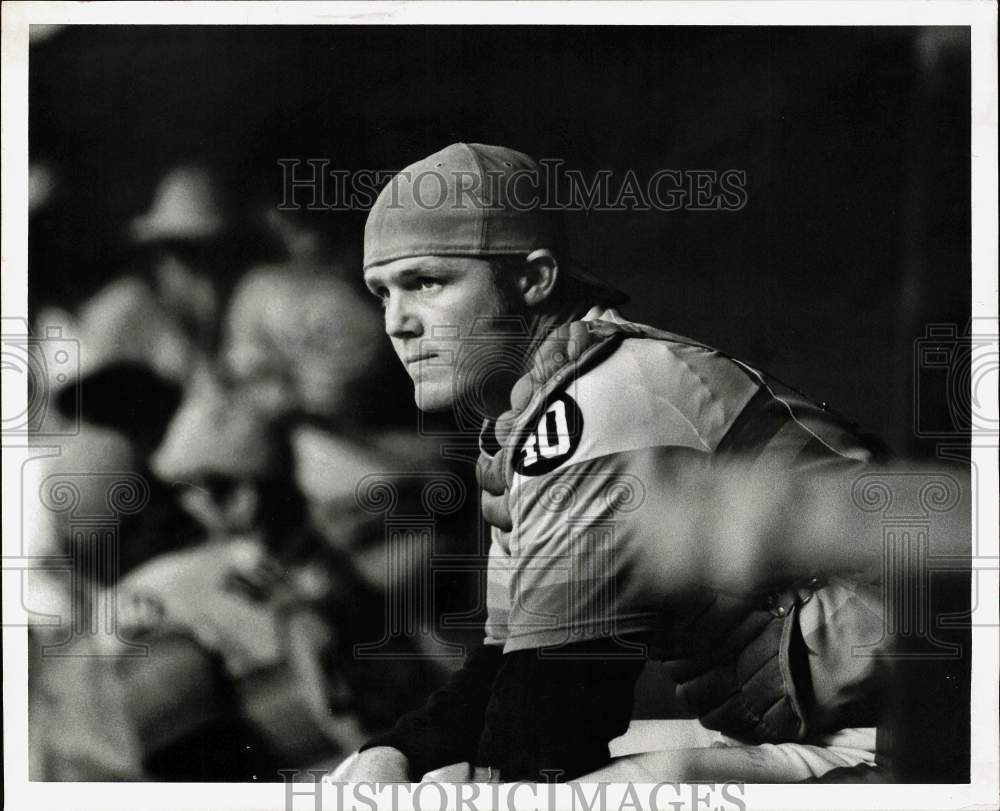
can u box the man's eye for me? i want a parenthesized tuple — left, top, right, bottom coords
(372, 288, 389, 307)
(417, 277, 441, 291)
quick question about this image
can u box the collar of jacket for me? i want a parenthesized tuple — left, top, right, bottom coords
(474, 307, 632, 532)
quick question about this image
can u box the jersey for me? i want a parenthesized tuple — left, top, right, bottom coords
(476, 306, 884, 741)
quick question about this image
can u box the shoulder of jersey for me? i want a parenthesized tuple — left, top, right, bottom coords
(508, 319, 760, 478)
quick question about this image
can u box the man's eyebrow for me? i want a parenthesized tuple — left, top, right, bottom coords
(396, 265, 454, 279)
(365, 264, 454, 289)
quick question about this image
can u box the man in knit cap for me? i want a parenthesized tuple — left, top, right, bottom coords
(341, 144, 887, 783)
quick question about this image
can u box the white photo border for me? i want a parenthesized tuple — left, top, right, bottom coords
(2, 3, 997, 810)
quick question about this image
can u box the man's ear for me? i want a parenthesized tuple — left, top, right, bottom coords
(518, 249, 559, 307)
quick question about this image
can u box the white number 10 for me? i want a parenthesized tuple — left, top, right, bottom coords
(520, 399, 571, 469)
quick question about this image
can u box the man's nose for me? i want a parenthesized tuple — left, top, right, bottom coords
(384, 293, 421, 339)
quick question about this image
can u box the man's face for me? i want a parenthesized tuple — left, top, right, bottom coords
(363, 255, 513, 412)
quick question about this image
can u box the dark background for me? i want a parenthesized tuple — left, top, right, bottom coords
(30, 25, 971, 459)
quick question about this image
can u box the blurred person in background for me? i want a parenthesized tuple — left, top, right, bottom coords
(128, 163, 283, 358)
(79, 255, 480, 780)
(27, 158, 482, 780)
(26, 331, 200, 780)
(221, 264, 385, 424)
(95, 370, 439, 780)
(28, 261, 204, 589)
(25, 160, 206, 780)
(220, 264, 484, 658)
(31, 162, 285, 393)
(26, 158, 286, 661)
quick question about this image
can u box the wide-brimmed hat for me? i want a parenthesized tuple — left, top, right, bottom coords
(129, 165, 232, 246)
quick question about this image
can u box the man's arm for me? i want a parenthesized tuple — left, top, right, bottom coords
(476, 637, 647, 782)
(355, 643, 503, 781)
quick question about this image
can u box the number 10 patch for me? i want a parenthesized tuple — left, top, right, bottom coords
(513, 392, 584, 476)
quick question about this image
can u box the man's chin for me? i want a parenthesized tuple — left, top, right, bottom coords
(414, 384, 456, 414)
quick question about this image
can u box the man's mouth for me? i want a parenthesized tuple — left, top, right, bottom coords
(404, 352, 438, 366)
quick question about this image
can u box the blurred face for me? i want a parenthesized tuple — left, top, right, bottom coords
(154, 254, 218, 332)
(222, 273, 385, 421)
(364, 256, 516, 412)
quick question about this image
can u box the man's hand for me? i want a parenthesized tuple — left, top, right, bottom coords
(420, 761, 476, 782)
(329, 747, 411, 782)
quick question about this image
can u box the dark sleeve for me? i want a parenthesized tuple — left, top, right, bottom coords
(476, 637, 646, 782)
(360, 643, 503, 781)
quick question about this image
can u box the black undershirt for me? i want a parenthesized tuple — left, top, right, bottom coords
(362, 638, 646, 782)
